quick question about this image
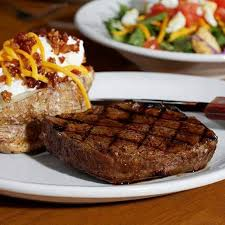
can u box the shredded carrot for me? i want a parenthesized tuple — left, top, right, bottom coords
(151, 21, 161, 27)
(216, 16, 225, 34)
(112, 26, 135, 36)
(169, 26, 197, 42)
(137, 15, 146, 21)
(199, 18, 210, 30)
(138, 24, 151, 40)
(157, 15, 169, 44)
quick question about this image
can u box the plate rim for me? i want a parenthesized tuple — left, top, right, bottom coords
(75, 0, 225, 63)
(0, 165, 225, 199)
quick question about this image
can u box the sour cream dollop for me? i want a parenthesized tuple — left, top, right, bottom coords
(39, 35, 85, 67)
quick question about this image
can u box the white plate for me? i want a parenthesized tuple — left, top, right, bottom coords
(0, 72, 225, 203)
(75, 0, 225, 63)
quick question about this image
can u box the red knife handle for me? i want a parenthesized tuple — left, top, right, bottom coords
(205, 97, 225, 120)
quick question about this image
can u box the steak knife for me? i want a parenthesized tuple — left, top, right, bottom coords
(91, 97, 225, 120)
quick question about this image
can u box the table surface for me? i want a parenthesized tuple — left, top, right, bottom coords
(0, 1, 225, 225)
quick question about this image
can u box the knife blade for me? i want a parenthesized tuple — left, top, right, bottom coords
(91, 97, 225, 120)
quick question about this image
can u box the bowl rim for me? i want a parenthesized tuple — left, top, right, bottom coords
(75, 0, 225, 63)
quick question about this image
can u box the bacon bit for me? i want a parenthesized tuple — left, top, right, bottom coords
(71, 69, 81, 76)
(58, 76, 69, 83)
(36, 65, 69, 88)
(8, 66, 20, 77)
(4, 59, 19, 68)
(68, 44, 79, 52)
(33, 52, 42, 66)
(1, 90, 12, 103)
(85, 65, 92, 72)
(13, 32, 37, 54)
(24, 77, 47, 89)
(62, 32, 69, 43)
(47, 29, 80, 54)
(0, 75, 6, 83)
(59, 56, 65, 64)
(24, 77, 37, 88)
(44, 72, 70, 88)
(11, 59, 20, 67)
(20, 55, 31, 71)
(38, 66, 45, 75)
(36, 81, 48, 89)
(47, 57, 56, 64)
(45, 71, 58, 88)
(63, 44, 79, 53)
(4, 60, 21, 77)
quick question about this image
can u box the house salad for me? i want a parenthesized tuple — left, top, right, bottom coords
(105, 0, 225, 54)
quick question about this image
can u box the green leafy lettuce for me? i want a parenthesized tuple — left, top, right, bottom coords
(211, 26, 225, 47)
(128, 28, 145, 46)
(161, 37, 193, 53)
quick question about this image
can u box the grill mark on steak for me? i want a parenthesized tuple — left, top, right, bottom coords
(57, 102, 217, 150)
(43, 101, 218, 184)
(55, 102, 217, 149)
(137, 105, 164, 148)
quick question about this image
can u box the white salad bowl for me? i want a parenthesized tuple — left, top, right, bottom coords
(75, 0, 225, 77)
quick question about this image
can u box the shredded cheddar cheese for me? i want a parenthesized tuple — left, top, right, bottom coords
(0, 50, 3, 61)
(138, 24, 151, 40)
(3, 41, 19, 60)
(31, 44, 39, 55)
(2, 64, 12, 85)
(43, 61, 91, 109)
(27, 32, 45, 59)
(157, 15, 169, 44)
(64, 65, 89, 75)
(0, 33, 90, 108)
(15, 49, 40, 80)
(17, 56, 32, 77)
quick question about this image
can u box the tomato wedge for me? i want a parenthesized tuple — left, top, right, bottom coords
(214, 0, 225, 21)
(178, 2, 202, 27)
(214, 0, 225, 8)
(144, 39, 159, 49)
(216, 6, 225, 21)
(147, 3, 176, 18)
(149, 3, 166, 15)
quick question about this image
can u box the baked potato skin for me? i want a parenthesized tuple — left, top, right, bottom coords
(0, 70, 94, 153)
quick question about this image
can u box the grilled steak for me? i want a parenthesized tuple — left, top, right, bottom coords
(42, 101, 218, 184)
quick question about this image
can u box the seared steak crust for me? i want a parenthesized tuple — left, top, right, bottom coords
(42, 101, 218, 184)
